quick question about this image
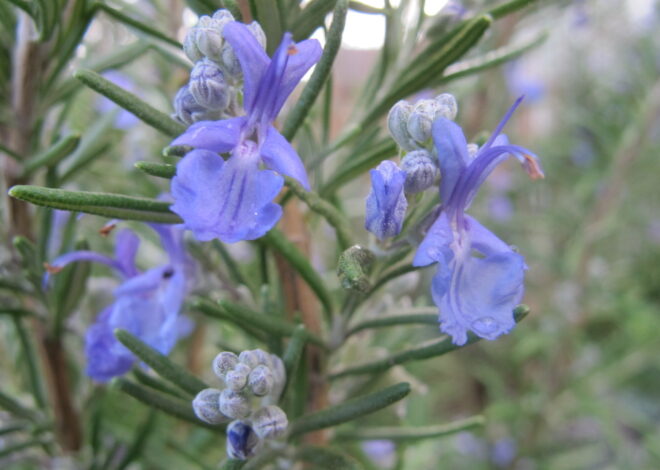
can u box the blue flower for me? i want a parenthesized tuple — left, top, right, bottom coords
(365, 160, 408, 240)
(46, 224, 193, 381)
(170, 22, 322, 243)
(413, 97, 543, 345)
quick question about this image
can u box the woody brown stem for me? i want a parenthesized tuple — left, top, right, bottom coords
(274, 197, 329, 446)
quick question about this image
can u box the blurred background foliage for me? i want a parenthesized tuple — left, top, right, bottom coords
(1, 0, 659, 469)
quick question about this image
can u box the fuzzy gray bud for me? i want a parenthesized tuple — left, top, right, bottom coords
(225, 363, 251, 392)
(467, 143, 479, 158)
(192, 388, 229, 424)
(238, 349, 269, 369)
(388, 100, 417, 151)
(212, 351, 239, 380)
(401, 150, 438, 193)
(248, 365, 274, 397)
(407, 94, 458, 143)
(251, 405, 288, 439)
(219, 389, 251, 419)
(184, 10, 235, 63)
(247, 21, 267, 49)
(189, 58, 230, 110)
(227, 420, 261, 460)
(173, 85, 222, 125)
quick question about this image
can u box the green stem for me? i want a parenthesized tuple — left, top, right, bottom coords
(346, 313, 437, 337)
(282, 325, 308, 396)
(336, 415, 485, 441)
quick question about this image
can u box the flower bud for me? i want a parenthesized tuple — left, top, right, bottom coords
(184, 10, 235, 63)
(227, 420, 261, 460)
(251, 405, 288, 439)
(189, 58, 230, 110)
(192, 388, 229, 424)
(225, 363, 251, 391)
(212, 351, 239, 380)
(388, 100, 417, 151)
(401, 150, 438, 193)
(434, 93, 458, 120)
(173, 85, 223, 125)
(365, 160, 408, 240)
(238, 349, 269, 369)
(248, 365, 274, 397)
(219, 389, 251, 419)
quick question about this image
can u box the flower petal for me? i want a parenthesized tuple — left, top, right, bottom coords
(171, 116, 246, 152)
(114, 229, 140, 277)
(412, 211, 455, 267)
(437, 250, 525, 345)
(432, 117, 470, 203)
(171, 149, 227, 241)
(261, 126, 310, 189)
(365, 161, 407, 240)
(222, 22, 270, 114)
(85, 305, 135, 382)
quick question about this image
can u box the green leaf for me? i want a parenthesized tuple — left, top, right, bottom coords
(0, 389, 39, 422)
(8, 186, 182, 224)
(262, 229, 335, 317)
(193, 298, 325, 348)
(282, 0, 348, 141)
(133, 369, 191, 400)
(282, 325, 308, 396)
(489, 0, 540, 19)
(0, 437, 51, 459)
(115, 410, 158, 470)
(220, 459, 246, 470)
(113, 378, 221, 431)
(288, 382, 410, 437)
(296, 446, 364, 469)
(135, 161, 176, 179)
(51, 239, 91, 338)
(330, 305, 531, 379)
(96, 3, 182, 48)
(74, 68, 185, 137)
(21, 134, 81, 176)
(13, 317, 47, 409)
(252, 0, 284, 55)
(291, 0, 336, 41)
(346, 312, 437, 337)
(336, 415, 485, 441)
(284, 177, 353, 250)
(115, 329, 209, 396)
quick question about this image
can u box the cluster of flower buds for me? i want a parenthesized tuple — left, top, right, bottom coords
(173, 10, 267, 125)
(385, 93, 459, 194)
(192, 349, 288, 460)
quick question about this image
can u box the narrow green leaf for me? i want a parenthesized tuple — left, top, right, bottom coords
(5, 0, 32, 16)
(0, 142, 23, 161)
(0, 278, 31, 295)
(8, 186, 182, 224)
(194, 298, 325, 348)
(348, 1, 383, 14)
(74, 68, 185, 137)
(115, 329, 209, 396)
(288, 382, 410, 437)
(0, 437, 51, 459)
(51, 239, 91, 338)
(221, 0, 243, 21)
(13, 317, 47, 409)
(135, 161, 176, 179)
(282, 325, 308, 395)
(0, 390, 38, 422)
(220, 459, 246, 470)
(22, 134, 80, 176)
(116, 410, 158, 470)
(96, 3, 182, 48)
(346, 313, 437, 337)
(252, 0, 283, 55)
(0, 423, 29, 436)
(489, 0, 539, 19)
(0, 308, 34, 317)
(262, 229, 334, 316)
(336, 415, 485, 441)
(437, 32, 548, 85)
(284, 177, 353, 250)
(193, 298, 268, 342)
(113, 378, 221, 431)
(330, 306, 531, 379)
(12, 236, 43, 291)
(320, 139, 397, 196)
(369, 264, 423, 295)
(291, 0, 336, 41)
(133, 368, 191, 400)
(296, 446, 364, 469)
(282, 0, 348, 140)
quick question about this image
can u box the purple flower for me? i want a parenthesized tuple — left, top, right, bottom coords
(365, 160, 408, 240)
(170, 22, 322, 243)
(47, 224, 192, 381)
(413, 97, 543, 345)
